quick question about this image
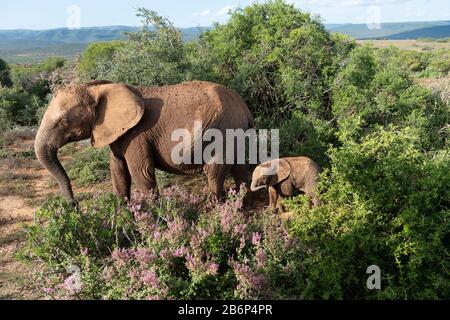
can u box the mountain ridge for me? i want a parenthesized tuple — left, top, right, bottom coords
(1, 21, 448, 63)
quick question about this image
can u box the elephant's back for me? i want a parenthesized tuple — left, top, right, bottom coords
(138, 81, 253, 130)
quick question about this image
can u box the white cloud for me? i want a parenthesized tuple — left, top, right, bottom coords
(217, 5, 236, 16)
(194, 9, 211, 17)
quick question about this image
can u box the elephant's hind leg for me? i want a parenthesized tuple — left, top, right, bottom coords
(304, 182, 320, 208)
(110, 152, 131, 200)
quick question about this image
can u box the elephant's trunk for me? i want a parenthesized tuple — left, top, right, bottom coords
(250, 182, 267, 192)
(35, 131, 75, 203)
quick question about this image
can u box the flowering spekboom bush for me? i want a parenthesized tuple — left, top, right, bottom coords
(21, 185, 306, 300)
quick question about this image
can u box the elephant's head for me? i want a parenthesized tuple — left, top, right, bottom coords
(250, 159, 291, 192)
(34, 81, 145, 202)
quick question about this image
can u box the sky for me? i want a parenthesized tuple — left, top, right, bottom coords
(0, 0, 449, 30)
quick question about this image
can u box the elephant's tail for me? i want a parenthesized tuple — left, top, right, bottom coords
(245, 107, 256, 129)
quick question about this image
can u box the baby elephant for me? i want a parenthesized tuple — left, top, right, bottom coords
(250, 157, 321, 212)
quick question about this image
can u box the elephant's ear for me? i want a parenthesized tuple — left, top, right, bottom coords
(89, 83, 145, 148)
(268, 159, 291, 186)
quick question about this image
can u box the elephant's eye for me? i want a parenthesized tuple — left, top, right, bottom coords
(58, 118, 70, 127)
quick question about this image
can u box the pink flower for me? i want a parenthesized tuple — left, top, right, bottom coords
(111, 248, 133, 265)
(153, 231, 162, 240)
(128, 269, 140, 281)
(233, 223, 248, 237)
(141, 270, 159, 287)
(256, 249, 267, 269)
(251, 274, 268, 290)
(43, 287, 55, 295)
(206, 262, 219, 276)
(239, 235, 246, 250)
(185, 253, 198, 271)
(160, 249, 171, 260)
(63, 274, 82, 294)
(173, 246, 187, 258)
(135, 248, 156, 264)
(252, 232, 262, 246)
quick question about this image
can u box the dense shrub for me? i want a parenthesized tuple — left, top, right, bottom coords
(88, 9, 188, 86)
(77, 41, 124, 82)
(0, 86, 42, 127)
(11, 57, 66, 95)
(186, 0, 355, 162)
(287, 127, 449, 299)
(333, 45, 449, 150)
(377, 46, 450, 78)
(21, 187, 309, 300)
(0, 57, 68, 129)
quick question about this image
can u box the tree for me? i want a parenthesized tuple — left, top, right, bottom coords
(77, 41, 124, 81)
(190, 0, 355, 125)
(187, 0, 355, 163)
(94, 9, 188, 86)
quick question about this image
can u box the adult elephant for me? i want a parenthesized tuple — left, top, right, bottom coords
(35, 80, 254, 203)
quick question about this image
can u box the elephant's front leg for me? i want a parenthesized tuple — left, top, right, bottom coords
(126, 147, 158, 196)
(268, 186, 278, 210)
(276, 197, 285, 213)
(110, 152, 131, 200)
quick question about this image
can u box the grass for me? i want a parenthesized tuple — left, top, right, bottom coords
(0, 127, 36, 147)
(358, 39, 450, 51)
(0, 176, 36, 198)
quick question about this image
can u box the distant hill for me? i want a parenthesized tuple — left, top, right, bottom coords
(0, 21, 448, 63)
(0, 26, 207, 63)
(386, 25, 450, 40)
(0, 26, 207, 50)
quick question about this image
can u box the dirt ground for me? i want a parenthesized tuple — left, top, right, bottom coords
(0, 132, 113, 299)
(0, 132, 49, 299)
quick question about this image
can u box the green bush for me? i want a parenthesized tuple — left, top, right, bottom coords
(66, 146, 110, 187)
(191, 0, 355, 123)
(421, 49, 450, 78)
(0, 57, 67, 129)
(89, 9, 188, 86)
(287, 127, 449, 299)
(20, 194, 137, 268)
(0, 86, 43, 127)
(187, 0, 355, 160)
(333, 45, 449, 150)
(376, 46, 450, 78)
(77, 41, 124, 82)
(11, 56, 66, 94)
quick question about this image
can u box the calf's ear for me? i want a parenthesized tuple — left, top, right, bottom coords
(268, 159, 291, 186)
